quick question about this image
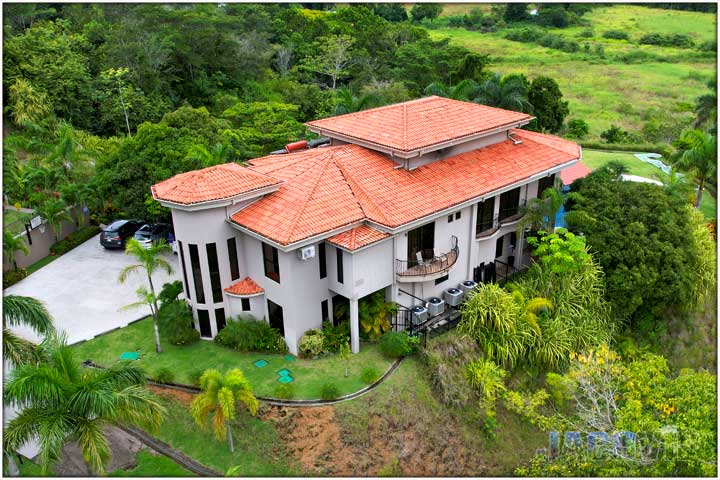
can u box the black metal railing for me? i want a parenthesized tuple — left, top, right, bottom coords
(396, 235, 459, 277)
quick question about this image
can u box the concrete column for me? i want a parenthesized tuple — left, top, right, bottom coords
(349, 297, 360, 353)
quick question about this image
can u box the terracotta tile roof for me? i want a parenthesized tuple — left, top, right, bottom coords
(152, 163, 280, 205)
(224, 277, 264, 296)
(560, 160, 592, 185)
(327, 225, 391, 251)
(231, 129, 579, 245)
(306, 96, 533, 154)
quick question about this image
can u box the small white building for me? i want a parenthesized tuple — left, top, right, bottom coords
(151, 96, 580, 354)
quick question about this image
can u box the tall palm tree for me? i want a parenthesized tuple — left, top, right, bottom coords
(673, 129, 717, 208)
(59, 183, 84, 227)
(3, 335, 165, 475)
(34, 198, 72, 243)
(3, 295, 54, 368)
(473, 73, 533, 113)
(186, 143, 233, 168)
(119, 238, 172, 353)
(46, 122, 96, 181)
(4, 230, 30, 271)
(655, 166, 693, 200)
(424, 79, 481, 101)
(333, 88, 380, 116)
(190, 369, 258, 453)
(517, 187, 564, 235)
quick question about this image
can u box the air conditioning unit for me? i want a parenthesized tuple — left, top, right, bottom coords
(427, 297, 445, 317)
(411, 305, 428, 325)
(443, 288, 464, 307)
(459, 280, 478, 294)
(297, 246, 316, 261)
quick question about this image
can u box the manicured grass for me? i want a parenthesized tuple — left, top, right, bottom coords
(154, 393, 298, 476)
(72, 317, 393, 399)
(25, 254, 59, 274)
(582, 149, 717, 219)
(426, 4, 715, 141)
(15, 449, 193, 477)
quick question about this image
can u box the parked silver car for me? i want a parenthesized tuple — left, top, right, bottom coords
(133, 223, 173, 249)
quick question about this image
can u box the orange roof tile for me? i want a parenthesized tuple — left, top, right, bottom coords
(231, 129, 579, 245)
(560, 160, 592, 185)
(224, 277, 264, 296)
(152, 163, 280, 205)
(327, 225, 391, 251)
(307, 96, 533, 154)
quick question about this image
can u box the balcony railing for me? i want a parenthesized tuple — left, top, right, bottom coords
(498, 198, 527, 223)
(396, 236, 459, 278)
(476, 213, 500, 237)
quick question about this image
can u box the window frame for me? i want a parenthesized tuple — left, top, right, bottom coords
(262, 242, 280, 283)
(188, 244, 205, 304)
(336, 247, 344, 284)
(206, 242, 223, 303)
(319, 243, 327, 279)
(227, 237, 240, 281)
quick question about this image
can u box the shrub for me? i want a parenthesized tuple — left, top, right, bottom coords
(379, 331, 420, 358)
(274, 383, 295, 400)
(639, 32, 694, 48)
(188, 369, 204, 386)
(154, 367, 175, 384)
(698, 40, 717, 52)
(214, 316, 287, 353)
(360, 366, 381, 384)
(158, 280, 183, 305)
(421, 334, 481, 408)
(600, 125, 630, 143)
(320, 382, 340, 400)
(158, 301, 199, 346)
(602, 30, 629, 40)
(298, 329, 324, 358)
(321, 321, 350, 353)
(3, 268, 29, 288)
(49, 226, 101, 255)
(566, 119, 589, 139)
(577, 28, 594, 38)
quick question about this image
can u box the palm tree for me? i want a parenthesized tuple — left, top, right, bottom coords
(655, 166, 693, 200)
(190, 369, 258, 453)
(3, 335, 165, 475)
(673, 130, 717, 208)
(186, 143, 233, 168)
(517, 187, 564, 234)
(4, 230, 30, 271)
(424, 79, 481, 101)
(3, 295, 54, 368)
(473, 73, 533, 113)
(59, 183, 84, 227)
(334, 88, 380, 116)
(34, 198, 72, 243)
(119, 238, 172, 353)
(694, 77, 716, 130)
(46, 122, 96, 179)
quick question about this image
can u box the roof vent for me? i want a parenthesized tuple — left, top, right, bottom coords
(508, 131, 523, 145)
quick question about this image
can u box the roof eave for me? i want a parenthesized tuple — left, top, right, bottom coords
(153, 183, 281, 211)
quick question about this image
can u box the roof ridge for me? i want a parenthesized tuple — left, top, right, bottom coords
(332, 148, 392, 226)
(511, 129, 581, 158)
(281, 152, 334, 244)
(402, 104, 408, 151)
(306, 96, 438, 125)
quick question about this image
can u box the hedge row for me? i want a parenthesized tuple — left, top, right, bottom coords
(49, 225, 101, 256)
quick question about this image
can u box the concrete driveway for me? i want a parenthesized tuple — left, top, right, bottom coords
(5, 234, 180, 344)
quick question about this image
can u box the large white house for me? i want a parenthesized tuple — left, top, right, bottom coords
(151, 96, 580, 354)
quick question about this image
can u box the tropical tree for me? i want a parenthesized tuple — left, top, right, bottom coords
(424, 79, 481, 101)
(7, 78, 51, 125)
(190, 369, 259, 453)
(333, 88, 380, 116)
(3, 230, 30, 271)
(185, 143, 233, 168)
(672, 129, 717, 208)
(473, 73, 533, 113)
(527, 76, 569, 133)
(694, 77, 716, 131)
(46, 122, 96, 179)
(119, 238, 172, 353)
(3, 335, 165, 475)
(35, 198, 72, 242)
(516, 187, 564, 234)
(3, 295, 54, 368)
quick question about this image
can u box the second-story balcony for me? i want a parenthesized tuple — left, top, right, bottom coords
(396, 236, 458, 283)
(476, 199, 528, 238)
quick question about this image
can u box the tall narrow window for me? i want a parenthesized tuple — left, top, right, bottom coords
(319, 243, 327, 279)
(499, 187, 521, 221)
(227, 237, 240, 281)
(262, 242, 280, 283)
(267, 299, 285, 335)
(215, 308, 226, 332)
(321, 299, 329, 323)
(178, 241, 190, 300)
(197, 309, 211, 338)
(495, 236, 504, 258)
(189, 244, 205, 304)
(476, 197, 496, 235)
(336, 248, 344, 284)
(206, 243, 222, 303)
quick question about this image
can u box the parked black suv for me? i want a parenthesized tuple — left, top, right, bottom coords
(100, 219, 145, 249)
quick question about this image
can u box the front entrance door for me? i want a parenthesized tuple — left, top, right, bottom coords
(407, 222, 435, 266)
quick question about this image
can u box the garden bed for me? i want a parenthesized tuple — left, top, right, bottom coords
(72, 317, 393, 400)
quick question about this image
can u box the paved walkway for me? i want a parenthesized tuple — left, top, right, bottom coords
(5, 234, 180, 345)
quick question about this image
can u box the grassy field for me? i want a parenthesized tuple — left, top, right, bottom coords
(72, 317, 392, 399)
(581, 149, 717, 219)
(427, 4, 715, 139)
(16, 449, 193, 477)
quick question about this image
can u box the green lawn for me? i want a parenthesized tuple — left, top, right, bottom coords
(72, 317, 393, 399)
(426, 4, 715, 140)
(15, 449, 193, 477)
(154, 393, 298, 476)
(581, 149, 717, 219)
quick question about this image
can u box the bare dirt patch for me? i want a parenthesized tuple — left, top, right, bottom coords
(149, 385, 196, 405)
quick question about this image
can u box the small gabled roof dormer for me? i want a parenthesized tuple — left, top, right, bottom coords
(151, 162, 281, 210)
(306, 96, 533, 159)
